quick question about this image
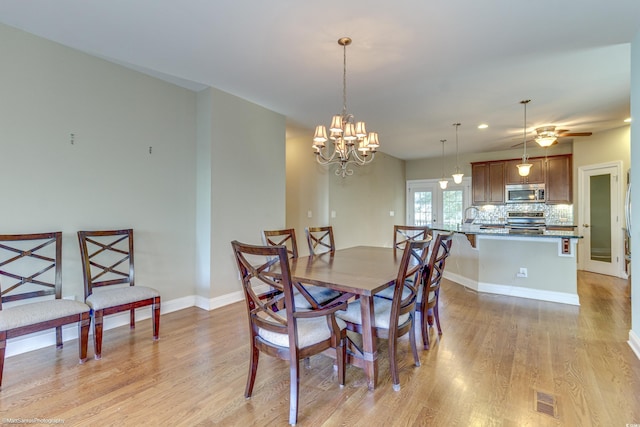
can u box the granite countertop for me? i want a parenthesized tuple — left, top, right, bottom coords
(431, 223, 583, 239)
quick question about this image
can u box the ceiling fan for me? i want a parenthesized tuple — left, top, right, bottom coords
(511, 125, 592, 148)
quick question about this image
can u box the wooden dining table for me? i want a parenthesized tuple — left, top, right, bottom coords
(289, 245, 404, 390)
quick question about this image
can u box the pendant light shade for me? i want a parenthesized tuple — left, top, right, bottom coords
(452, 122, 463, 184)
(516, 100, 532, 177)
(439, 139, 448, 189)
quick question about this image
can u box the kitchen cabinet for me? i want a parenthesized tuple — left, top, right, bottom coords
(546, 154, 572, 204)
(505, 158, 545, 184)
(471, 161, 505, 204)
(471, 154, 572, 205)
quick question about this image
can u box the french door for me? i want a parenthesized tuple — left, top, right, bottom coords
(406, 179, 470, 226)
(578, 162, 623, 277)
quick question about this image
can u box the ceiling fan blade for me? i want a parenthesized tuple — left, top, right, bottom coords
(559, 132, 592, 137)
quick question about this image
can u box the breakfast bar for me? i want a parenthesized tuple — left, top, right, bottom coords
(431, 224, 583, 305)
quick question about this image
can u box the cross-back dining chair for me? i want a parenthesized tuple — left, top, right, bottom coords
(393, 225, 432, 251)
(305, 226, 335, 255)
(231, 240, 348, 426)
(262, 228, 340, 309)
(77, 229, 160, 359)
(262, 228, 299, 259)
(419, 232, 454, 350)
(0, 232, 90, 387)
(336, 238, 431, 391)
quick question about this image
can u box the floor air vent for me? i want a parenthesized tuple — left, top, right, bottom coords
(533, 389, 558, 418)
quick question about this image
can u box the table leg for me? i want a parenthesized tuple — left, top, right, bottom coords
(359, 295, 378, 390)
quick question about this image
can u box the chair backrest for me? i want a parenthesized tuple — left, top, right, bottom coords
(389, 238, 432, 331)
(231, 240, 298, 344)
(393, 225, 431, 251)
(305, 226, 335, 255)
(77, 229, 135, 299)
(262, 228, 298, 259)
(421, 232, 454, 304)
(0, 232, 63, 310)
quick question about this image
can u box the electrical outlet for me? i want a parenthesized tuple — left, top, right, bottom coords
(517, 267, 528, 278)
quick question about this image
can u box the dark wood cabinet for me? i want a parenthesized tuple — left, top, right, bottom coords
(471, 161, 505, 204)
(546, 154, 572, 204)
(505, 158, 545, 184)
(471, 154, 572, 205)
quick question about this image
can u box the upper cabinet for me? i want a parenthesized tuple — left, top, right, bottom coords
(546, 154, 572, 204)
(471, 154, 572, 205)
(471, 161, 505, 205)
(505, 158, 545, 184)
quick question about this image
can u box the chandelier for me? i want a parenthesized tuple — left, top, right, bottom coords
(312, 37, 379, 178)
(451, 123, 463, 184)
(516, 100, 533, 177)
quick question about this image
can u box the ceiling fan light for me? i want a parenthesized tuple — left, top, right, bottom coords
(535, 135, 556, 147)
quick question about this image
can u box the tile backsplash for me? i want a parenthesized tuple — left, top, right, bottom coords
(472, 203, 573, 224)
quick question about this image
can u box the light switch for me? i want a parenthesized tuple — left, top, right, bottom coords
(307, 210, 313, 218)
(390, 211, 395, 217)
(331, 210, 336, 218)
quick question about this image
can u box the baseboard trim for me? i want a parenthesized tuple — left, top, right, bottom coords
(444, 271, 580, 305)
(629, 330, 640, 360)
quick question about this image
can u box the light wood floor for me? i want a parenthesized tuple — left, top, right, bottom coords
(1, 271, 639, 426)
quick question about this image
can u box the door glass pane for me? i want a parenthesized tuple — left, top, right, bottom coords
(414, 191, 433, 226)
(590, 174, 612, 262)
(442, 189, 463, 225)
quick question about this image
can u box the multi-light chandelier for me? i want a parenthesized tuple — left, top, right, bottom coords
(516, 99, 533, 177)
(312, 37, 380, 178)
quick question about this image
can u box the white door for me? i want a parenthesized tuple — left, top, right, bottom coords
(578, 162, 623, 277)
(407, 179, 470, 226)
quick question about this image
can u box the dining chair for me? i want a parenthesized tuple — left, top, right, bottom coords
(419, 232, 454, 350)
(305, 226, 335, 255)
(77, 229, 160, 359)
(336, 238, 431, 391)
(231, 240, 348, 426)
(393, 225, 432, 251)
(262, 228, 340, 309)
(0, 232, 91, 387)
(262, 228, 299, 259)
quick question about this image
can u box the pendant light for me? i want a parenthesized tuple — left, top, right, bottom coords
(516, 100, 533, 177)
(451, 123, 464, 184)
(439, 139, 448, 189)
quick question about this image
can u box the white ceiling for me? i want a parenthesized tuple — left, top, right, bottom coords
(1, 0, 638, 160)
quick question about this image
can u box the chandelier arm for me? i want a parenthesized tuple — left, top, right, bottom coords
(314, 143, 344, 164)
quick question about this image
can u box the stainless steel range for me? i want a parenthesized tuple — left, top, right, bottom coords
(506, 211, 546, 233)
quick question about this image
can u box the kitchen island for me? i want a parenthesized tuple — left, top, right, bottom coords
(432, 224, 582, 305)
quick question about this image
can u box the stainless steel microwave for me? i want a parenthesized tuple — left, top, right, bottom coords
(505, 184, 545, 203)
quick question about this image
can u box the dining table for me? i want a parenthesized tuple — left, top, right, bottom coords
(289, 245, 405, 390)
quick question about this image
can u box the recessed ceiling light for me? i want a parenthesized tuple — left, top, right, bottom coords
(624, 117, 632, 123)
(478, 124, 489, 129)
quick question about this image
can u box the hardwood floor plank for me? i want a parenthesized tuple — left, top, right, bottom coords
(0, 271, 638, 426)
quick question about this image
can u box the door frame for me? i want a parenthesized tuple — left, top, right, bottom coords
(406, 178, 471, 225)
(577, 160, 624, 277)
